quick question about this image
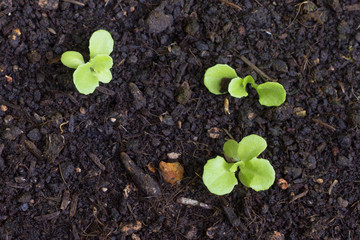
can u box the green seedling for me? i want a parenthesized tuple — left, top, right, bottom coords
(202, 134, 275, 195)
(204, 64, 286, 106)
(61, 30, 114, 95)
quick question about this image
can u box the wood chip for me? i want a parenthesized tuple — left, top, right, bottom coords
(24, 140, 44, 160)
(69, 193, 79, 217)
(34, 211, 60, 221)
(60, 190, 71, 210)
(88, 153, 106, 171)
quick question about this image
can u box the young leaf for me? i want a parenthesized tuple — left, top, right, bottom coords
(204, 64, 238, 95)
(255, 82, 286, 107)
(95, 69, 112, 83)
(61, 51, 85, 69)
(228, 77, 248, 98)
(90, 54, 113, 72)
(203, 156, 238, 195)
(89, 30, 114, 58)
(237, 135, 267, 162)
(223, 139, 240, 161)
(73, 63, 99, 95)
(238, 158, 275, 191)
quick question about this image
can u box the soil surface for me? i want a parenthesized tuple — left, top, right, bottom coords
(1, 0, 360, 239)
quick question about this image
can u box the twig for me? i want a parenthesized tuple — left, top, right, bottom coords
(62, 0, 85, 6)
(218, 0, 242, 11)
(328, 179, 338, 195)
(240, 55, 276, 81)
(312, 118, 336, 131)
(289, 185, 309, 203)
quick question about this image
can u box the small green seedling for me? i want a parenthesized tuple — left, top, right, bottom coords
(61, 30, 114, 95)
(202, 134, 275, 195)
(204, 64, 286, 107)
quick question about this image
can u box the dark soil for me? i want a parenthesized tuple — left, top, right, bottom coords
(1, 0, 360, 239)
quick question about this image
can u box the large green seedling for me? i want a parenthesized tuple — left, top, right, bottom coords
(204, 64, 286, 107)
(203, 135, 275, 195)
(61, 30, 114, 95)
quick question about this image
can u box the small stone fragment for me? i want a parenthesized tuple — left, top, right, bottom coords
(0, 105, 7, 112)
(278, 178, 289, 190)
(2, 127, 23, 140)
(120, 221, 142, 236)
(129, 82, 146, 110)
(176, 81, 192, 105)
(120, 152, 161, 197)
(207, 127, 222, 139)
(337, 197, 349, 208)
(159, 161, 184, 185)
(27, 128, 42, 142)
(316, 178, 323, 184)
(167, 152, 181, 160)
(38, 0, 59, 10)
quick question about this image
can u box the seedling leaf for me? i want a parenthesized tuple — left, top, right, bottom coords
(238, 158, 275, 191)
(90, 54, 113, 72)
(95, 69, 112, 83)
(73, 63, 99, 95)
(203, 156, 238, 195)
(237, 135, 267, 162)
(61, 51, 85, 69)
(255, 82, 286, 107)
(223, 139, 240, 161)
(89, 29, 114, 58)
(228, 77, 248, 98)
(204, 64, 238, 95)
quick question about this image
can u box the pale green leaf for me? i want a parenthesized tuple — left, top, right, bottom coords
(61, 51, 85, 69)
(223, 139, 240, 161)
(228, 77, 248, 98)
(238, 158, 275, 191)
(203, 156, 238, 195)
(90, 54, 113, 72)
(237, 135, 267, 162)
(89, 29, 114, 58)
(255, 82, 286, 107)
(73, 63, 99, 95)
(204, 64, 238, 95)
(95, 69, 112, 83)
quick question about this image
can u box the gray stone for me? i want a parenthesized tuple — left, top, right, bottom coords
(27, 128, 42, 142)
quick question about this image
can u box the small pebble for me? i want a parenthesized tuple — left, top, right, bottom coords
(337, 197, 349, 208)
(20, 203, 29, 212)
(27, 128, 42, 142)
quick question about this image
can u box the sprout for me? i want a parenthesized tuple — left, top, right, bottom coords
(60, 30, 114, 95)
(203, 64, 286, 107)
(202, 135, 276, 195)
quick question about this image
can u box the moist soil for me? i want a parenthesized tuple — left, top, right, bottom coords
(0, 0, 360, 239)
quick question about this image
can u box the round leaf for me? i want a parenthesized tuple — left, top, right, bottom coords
(203, 156, 238, 195)
(228, 77, 248, 98)
(61, 51, 85, 69)
(89, 30, 114, 58)
(238, 158, 275, 191)
(90, 54, 113, 73)
(95, 69, 112, 83)
(223, 139, 240, 161)
(204, 64, 238, 95)
(73, 63, 99, 95)
(237, 135, 267, 162)
(256, 82, 286, 107)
